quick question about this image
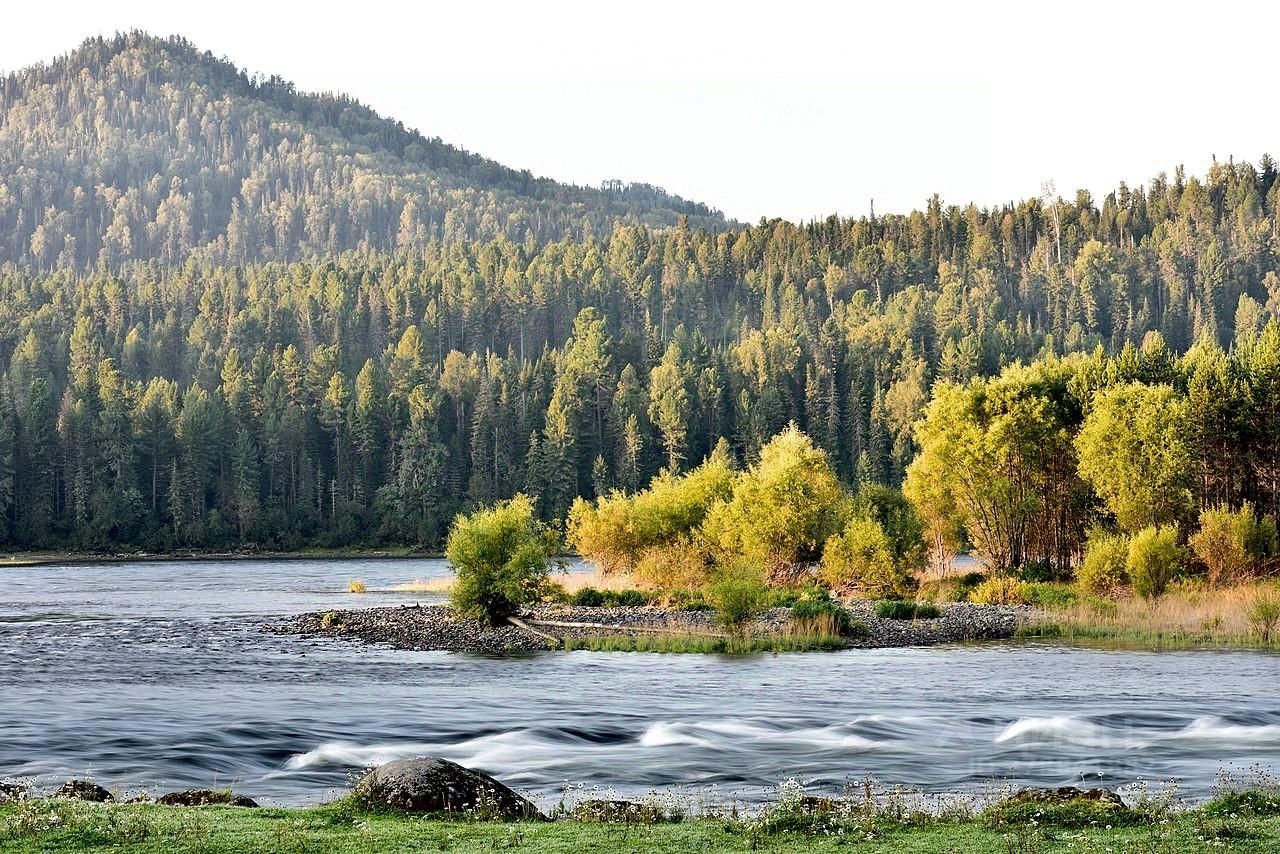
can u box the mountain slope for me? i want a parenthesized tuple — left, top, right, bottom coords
(0, 32, 726, 268)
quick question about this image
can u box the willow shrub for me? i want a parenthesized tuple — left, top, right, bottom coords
(1127, 525, 1184, 599)
(446, 494, 560, 626)
(1189, 503, 1278, 586)
(568, 450, 735, 575)
(1076, 530, 1131, 595)
(819, 514, 915, 599)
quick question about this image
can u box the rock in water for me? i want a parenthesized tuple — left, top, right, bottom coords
(157, 789, 259, 807)
(353, 757, 544, 820)
(52, 780, 114, 802)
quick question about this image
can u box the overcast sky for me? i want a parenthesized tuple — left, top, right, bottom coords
(3, 0, 1276, 223)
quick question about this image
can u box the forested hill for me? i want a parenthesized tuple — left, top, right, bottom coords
(0, 151, 1277, 552)
(0, 32, 727, 268)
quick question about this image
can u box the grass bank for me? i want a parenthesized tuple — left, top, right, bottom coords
(3, 792, 1280, 853)
(1016, 580, 1280, 651)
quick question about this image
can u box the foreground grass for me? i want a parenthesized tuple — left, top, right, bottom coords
(4, 796, 1280, 853)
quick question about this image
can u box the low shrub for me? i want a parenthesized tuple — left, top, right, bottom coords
(790, 590, 859, 636)
(706, 564, 770, 631)
(670, 589, 712, 611)
(1246, 588, 1280, 642)
(1077, 530, 1130, 595)
(917, 571, 986, 603)
(968, 576, 1031, 605)
(1190, 502, 1279, 586)
(446, 494, 559, 626)
(819, 513, 917, 599)
(1128, 525, 1184, 599)
(1016, 560, 1066, 583)
(1202, 788, 1280, 818)
(874, 600, 941, 620)
(1020, 582, 1080, 610)
(570, 587, 655, 608)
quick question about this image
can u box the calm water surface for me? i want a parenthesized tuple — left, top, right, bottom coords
(2, 559, 1278, 805)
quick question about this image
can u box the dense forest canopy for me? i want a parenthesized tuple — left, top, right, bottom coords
(0, 32, 726, 268)
(0, 33, 1276, 554)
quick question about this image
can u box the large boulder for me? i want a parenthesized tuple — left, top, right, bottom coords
(352, 757, 543, 820)
(158, 789, 258, 807)
(52, 780, 114, 802)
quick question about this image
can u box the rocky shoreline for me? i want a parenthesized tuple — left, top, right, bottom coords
(269, 600, 1028, 654)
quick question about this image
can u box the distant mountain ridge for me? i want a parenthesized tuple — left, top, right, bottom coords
(0, 32, 727, 268)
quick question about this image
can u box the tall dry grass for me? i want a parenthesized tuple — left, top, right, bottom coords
(1029, 580, 1280, 646)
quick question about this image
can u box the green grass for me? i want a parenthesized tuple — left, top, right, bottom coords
(3, 797, 1280, 853)
(560, 632, 846, 653)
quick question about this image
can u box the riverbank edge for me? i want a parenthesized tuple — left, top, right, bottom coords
(271, 600, 1029, 654)
(2, 796, 1278, 853)
(0, 548, 454, 567)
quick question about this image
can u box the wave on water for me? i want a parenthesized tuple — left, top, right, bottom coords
(995, 716, 1142, 749)
(1169, 716, 1280, 742)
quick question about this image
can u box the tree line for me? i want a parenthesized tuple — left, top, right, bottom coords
(0, 148, 1277, 551)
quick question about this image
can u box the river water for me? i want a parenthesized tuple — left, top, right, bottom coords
(2, 558, 1278, 806)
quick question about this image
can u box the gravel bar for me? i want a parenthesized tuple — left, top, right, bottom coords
(269, 601, 1028, 653)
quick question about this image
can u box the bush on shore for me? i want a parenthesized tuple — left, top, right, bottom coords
(446, 494, 560, 626)
(1077, 529, 1131, 594)
(1127, 525, 1184, 599)
(1189, 503, 1278, 586)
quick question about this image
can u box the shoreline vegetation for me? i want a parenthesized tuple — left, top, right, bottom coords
(4, 767, 1280, 854)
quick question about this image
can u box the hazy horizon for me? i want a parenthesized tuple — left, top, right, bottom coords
(3, 0, 1277, 223)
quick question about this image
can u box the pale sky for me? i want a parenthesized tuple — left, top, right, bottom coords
(3, 0, 1276, 223)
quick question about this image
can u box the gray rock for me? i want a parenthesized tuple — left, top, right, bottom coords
(0, 782, 29, 803)
(157, 789, 258, 807)
(352, 757, 543, 820)
(1005, 786, 1127, 808)
(52, 780, 113, 802)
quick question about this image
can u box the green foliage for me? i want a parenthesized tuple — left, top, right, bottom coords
(705, 564, 770, 630)
(968, 577, 1032, 605)
(445, 495, 558, 626)
(703, 426, 849, 572)
(568, 587, 654, 608)
(789, 589, 860, 636)
(568, 450, 734, 575)
(1246, 589, 1280, 642)
(820, 513, 917, 599)
(3, 43, 1280, 564)
(1076, 383, 1193, 532)
(981, 794, 1139, 829)
(1190, 503, 1278, 585)
(1127, 525, 1184, 599)
(904, 361, 1089, 573)
(1077, 530, 1131, 594)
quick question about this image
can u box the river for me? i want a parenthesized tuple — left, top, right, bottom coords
(2, 558, 1278, 806)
